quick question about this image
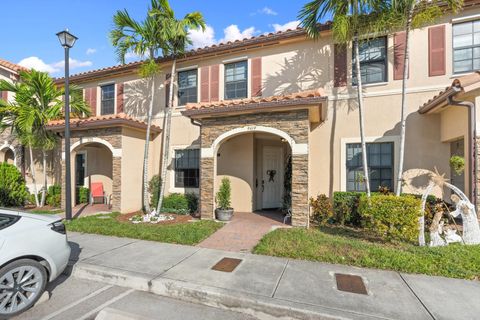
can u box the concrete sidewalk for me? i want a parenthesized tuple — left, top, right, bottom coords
(67, 232, 480, 320)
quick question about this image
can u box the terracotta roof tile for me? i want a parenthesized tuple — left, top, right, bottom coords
(419, 71, 480, 113)
(0, 58, 28, 73)
(183, 89, 326, 117)
(46, 113, 161, 132)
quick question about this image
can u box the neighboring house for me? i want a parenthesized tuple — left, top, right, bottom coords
(2, 3, 480, 225)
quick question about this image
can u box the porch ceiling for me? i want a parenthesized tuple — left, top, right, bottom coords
(181, 89, 327, 122)
(46, 113, 162, 133)
(419, 71, 480, 114)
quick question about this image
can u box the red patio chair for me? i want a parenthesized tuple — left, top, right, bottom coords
(90, 182, 107, 205)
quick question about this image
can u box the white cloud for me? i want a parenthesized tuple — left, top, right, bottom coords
(272, 20, 300, 32)
(124, 52, 147, 61)
(258, 7, 277, 16)
(188, 25, 216, 49)
(17, 56, 92, 75)
(86, 48, 97, 55)
(18, 56, 59, 73)
(220, 25, 258, 43)
(52, 58, 93, 69)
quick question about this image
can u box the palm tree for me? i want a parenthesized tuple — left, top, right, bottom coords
(151, 1, 205, 213)
(110, 0, 170, 212)
(299, 0, 384, 196)
(377, 0, 463, 196)
(0, 69, 90, 207)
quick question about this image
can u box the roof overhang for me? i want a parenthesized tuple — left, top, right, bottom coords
(46, 114, 161, 134)
(181, 89, 327, 123)
(419, 71, 480, 114)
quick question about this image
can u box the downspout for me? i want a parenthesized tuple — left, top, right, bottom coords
(448, 87, 477, 208)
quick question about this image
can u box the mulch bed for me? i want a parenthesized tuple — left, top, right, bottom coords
(116, 211, 197, 225)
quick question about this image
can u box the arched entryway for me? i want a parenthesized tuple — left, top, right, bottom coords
(0, 147, 15, 165)
(70, 141, 114, 208)
(216, 131, 292, 220)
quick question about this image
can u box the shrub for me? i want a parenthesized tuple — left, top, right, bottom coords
(78, 187, 90, 204)
(310, 194, 334, 226)
(161, 193, 189, 214)
(185, 192, 199, 213)
(358, 194, 422, 242)
(332, 192, 363, 226)
(0, 163, 29, 207)
(46, 184, 61, 207)
(216, 177, 231, 210)
(148, 175, 162, 209)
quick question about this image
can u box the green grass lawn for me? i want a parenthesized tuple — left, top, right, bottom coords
(253, 226, 480, 280)
(29, 208, 64, 215)
(65, 212, 223, 246)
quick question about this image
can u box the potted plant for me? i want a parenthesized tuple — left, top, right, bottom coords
(215, 177, 234, 221)
(450, 155, 465, 175)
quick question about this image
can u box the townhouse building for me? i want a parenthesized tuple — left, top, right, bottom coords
(2, 2, 480, 225)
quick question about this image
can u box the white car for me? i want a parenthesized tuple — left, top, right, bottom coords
(0, 209, 71, 319)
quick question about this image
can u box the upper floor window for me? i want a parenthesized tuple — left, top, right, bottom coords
(178, 69, 198, 106)
(453, 20, 480, 73)
(353, 37, 387, 85)
(346, 142, 393, 192)
(174, 149, 199, 188)
(225, 61, 247, 100)
(101, 84, 115, 115)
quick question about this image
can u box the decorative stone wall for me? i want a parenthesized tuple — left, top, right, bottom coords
(199, 110, 310, 227)
(60, 127, 123, 211)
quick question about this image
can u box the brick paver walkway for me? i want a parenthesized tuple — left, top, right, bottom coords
(197, 211, 289, 252)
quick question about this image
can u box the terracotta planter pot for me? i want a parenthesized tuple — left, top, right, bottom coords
(215, 208, 234, 221)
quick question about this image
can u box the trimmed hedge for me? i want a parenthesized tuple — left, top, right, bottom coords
(358, 194, 422, 242)
(46, 184, 61, 207)
(78, 187, 90, 204)
(161, 193, 189, 215)
(310, 194, 334, 225)
(333, 192, 364, 226)
(0, 163, 29, 207)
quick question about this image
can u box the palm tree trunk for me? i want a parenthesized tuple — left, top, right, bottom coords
(40, 150, 47, 207)
(157, 59, 177, 213)
(143, 75, 156, 213)
(395, 4, 414, 196)
(29, 146, 40, 207)
(354, 36, 371, 197)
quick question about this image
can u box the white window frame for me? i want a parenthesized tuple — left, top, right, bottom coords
(169, 145, 200, 194)
(340, 136, 400, 192)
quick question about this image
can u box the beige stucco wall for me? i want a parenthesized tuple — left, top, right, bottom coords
(216, 133, 255, 212)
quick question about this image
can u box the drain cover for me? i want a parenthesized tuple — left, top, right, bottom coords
(211, 257, 242, 272)
(335, 273, 368, 295)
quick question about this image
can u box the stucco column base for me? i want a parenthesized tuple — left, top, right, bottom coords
(112, 156, 122, 212)
(291, 154, 309, 227)
(200, 157, 215, 220)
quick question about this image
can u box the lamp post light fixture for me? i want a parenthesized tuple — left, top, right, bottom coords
(56, 29, 78, 221)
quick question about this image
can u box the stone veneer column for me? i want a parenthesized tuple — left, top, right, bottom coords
(200, 157, 214, 219)
(112, 156, 122, 212)
(291, 154, 309, 227)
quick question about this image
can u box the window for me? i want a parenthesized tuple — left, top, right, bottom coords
(178, 69, 198, 106)
(453, 20, 480, 73)
(174, 149, 199, 188)
(225, 61, 247, 99)
(346, 142, 393, 192)
(0, 214, 20, 230)
(353, 37, 387, 84)
(101, 84, 115, 115)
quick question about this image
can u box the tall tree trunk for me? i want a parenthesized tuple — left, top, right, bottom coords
(40, 150, 47, 207)
(157, 59, 177, 213)
(396, 4, 414, 196)
(29, 146, 40, 207)
(354, 36, 371, 197)
(143, 75, 156, 213)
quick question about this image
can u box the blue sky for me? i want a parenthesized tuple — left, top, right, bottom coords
(2, 0, 306, 77)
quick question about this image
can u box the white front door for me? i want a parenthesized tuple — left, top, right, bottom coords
(262, 146, 283, 209)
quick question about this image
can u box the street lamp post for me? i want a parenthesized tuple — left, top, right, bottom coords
(56, 29, 78, 221)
